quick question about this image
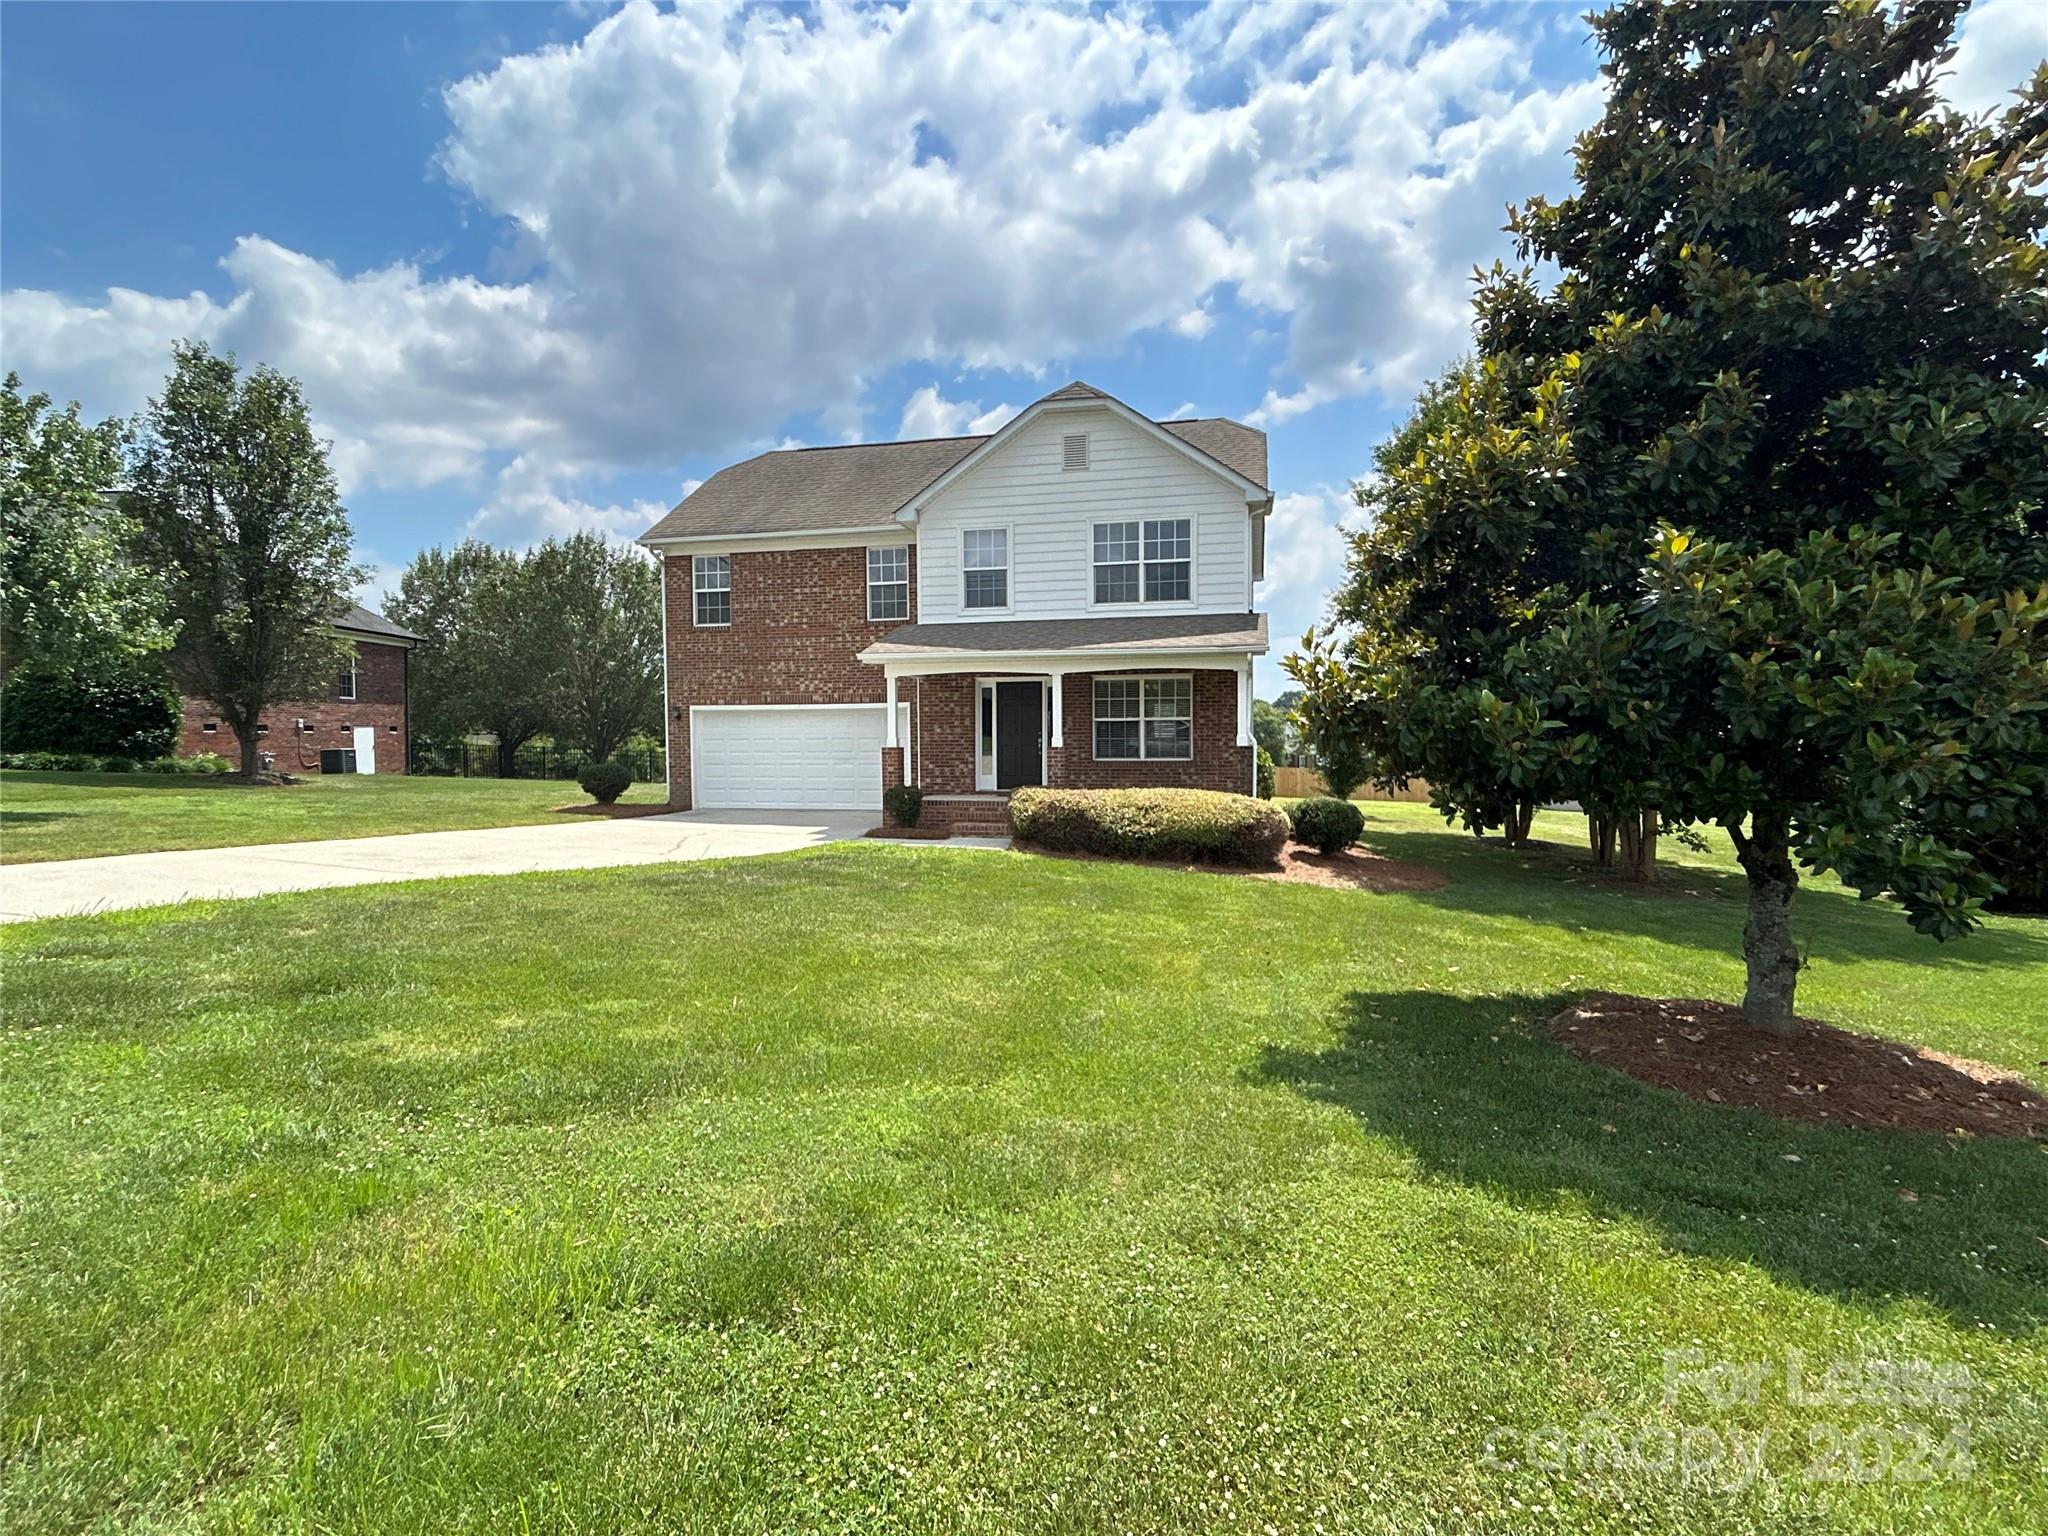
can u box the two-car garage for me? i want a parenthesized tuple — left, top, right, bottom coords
(689, 704, 911, 811)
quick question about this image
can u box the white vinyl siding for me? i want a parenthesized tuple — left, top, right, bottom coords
(914, 407, 1250, 622)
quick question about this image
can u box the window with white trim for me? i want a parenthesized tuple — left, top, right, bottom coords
(1092, 517, 1190, 604)
(692, 555, 731, 627)
(1094, 675, 1192, 760)
(867, 546, 909, 621)
(338, 656, 357, 700)
(962, 528, 1008, 610)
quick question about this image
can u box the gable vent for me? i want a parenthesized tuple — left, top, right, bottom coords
(1062, 432, 1090, 471)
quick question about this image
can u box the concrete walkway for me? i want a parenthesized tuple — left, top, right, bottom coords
(0, 810, 880, 922)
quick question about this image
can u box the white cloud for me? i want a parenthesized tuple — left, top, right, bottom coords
(897, 384, 1019, 439)
(1944, 0, 2044, 119)
(2, 0, 1603, 485)
(1257, 483, 1366, 608)
(462, 455, 670, 551)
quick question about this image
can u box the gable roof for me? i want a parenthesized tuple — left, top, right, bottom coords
(334, 602, 423, 645)
(639, 381, 1268, 543)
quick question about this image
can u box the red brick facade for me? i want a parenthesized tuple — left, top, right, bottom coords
(904, 667, 1249, 797)
(177, 639, 409, 774)
(659, 543, 1255, 812)
(661, 544, 916, 808)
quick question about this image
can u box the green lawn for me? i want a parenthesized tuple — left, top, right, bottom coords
(0, 770, 669, 864)
(3, 805, 2044, 1532)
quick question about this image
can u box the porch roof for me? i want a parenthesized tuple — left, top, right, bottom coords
(858, 611, 1267, 664)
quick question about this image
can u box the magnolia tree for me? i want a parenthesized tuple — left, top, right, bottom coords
(1291, 0, 2048, 1035)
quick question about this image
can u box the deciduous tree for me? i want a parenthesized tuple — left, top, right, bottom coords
(127, 344, 362, 779)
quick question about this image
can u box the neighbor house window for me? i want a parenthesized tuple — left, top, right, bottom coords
(1094, 675, 1192, 760)
(962, 528, 1008, 610)
(693, 555, 731, 627)
(201, 720, 217, 734)
(1092, 517, 1190, 603)
(338, 657, 356, 700)
(867, 546, 909, 621)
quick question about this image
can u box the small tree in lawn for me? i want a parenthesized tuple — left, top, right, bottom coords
(1, 374, 173, 682)
(532, 533, 662, 766)
(127, 343, 362, 779)
(1292, 1, 2048, 1035)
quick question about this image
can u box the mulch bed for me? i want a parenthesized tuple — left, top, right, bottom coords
(1257, 841, 1451, 893)
(1548, 992, 2047, 1139)
(553, 802, 676, 819)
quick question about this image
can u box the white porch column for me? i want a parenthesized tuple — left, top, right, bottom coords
(1235, 661, 1253, 747)
(1049, 669, 1065, 748)
(884, 669, 899, 748)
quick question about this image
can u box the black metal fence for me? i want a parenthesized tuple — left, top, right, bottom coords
(413, 739, 663, 783)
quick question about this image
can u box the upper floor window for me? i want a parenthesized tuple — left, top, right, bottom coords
(693, 555, 731, 627)
(867, 546, 909, 622)
(338, 656, 357, 700)
(1093, 517, 1191, 604)
(962, 528, 1009, 610)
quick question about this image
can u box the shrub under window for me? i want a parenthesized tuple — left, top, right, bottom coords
(1009, 787, 1287, 867)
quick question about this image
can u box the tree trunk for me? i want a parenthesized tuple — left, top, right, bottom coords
(232, 720, 263, 780)
(1502, 800, 1536, 848)
(1733, 812, 1801, 1036)
(1588, 813, 1617, 868)
(1617, 809, 1659, 882)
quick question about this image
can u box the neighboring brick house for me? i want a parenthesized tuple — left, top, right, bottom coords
(177, 603, 421, 774)
(639, 381, 1271, 823)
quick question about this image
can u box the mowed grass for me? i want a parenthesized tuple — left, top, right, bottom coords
(2, 804, 2045, 1533)
(0, 770, 668, 864)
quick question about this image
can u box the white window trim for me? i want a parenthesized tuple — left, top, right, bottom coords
(959, 524, 1013, 615)
(866, 545, 910, 623)
(1092, 673, 1194, 762)
(338, 656, 357, 701)
(692, 553, 731, 628)
(1085, 516, 1198, 611)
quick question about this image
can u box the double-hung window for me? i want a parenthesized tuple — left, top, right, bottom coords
(1094, 675, 1193, 760)
(962, 528, 1008, 610)
(867, 546, 909, 621)
(337, 656, 357, 700)
(1092, 516, 1191, 603)
(692, 555, 731, 627)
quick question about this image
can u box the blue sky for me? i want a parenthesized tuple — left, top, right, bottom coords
(5, 0, 2037, 694)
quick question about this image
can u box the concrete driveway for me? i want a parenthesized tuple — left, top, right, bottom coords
(0, 809, 874, 923)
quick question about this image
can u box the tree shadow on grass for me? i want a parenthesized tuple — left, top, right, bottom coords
(1254, 989, 2048, 1331)
(1367, 825, 2048, 973)
(0, 809, 73, 825)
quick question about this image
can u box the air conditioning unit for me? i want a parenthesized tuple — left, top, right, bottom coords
(319, 748, 358, 775)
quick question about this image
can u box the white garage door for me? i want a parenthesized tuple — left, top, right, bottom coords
(692, 705, 910, 810)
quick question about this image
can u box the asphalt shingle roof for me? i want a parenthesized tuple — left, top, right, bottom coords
(334, 602, 423, 644)
(641, 381, 1267, 542)
(859, 611, 1268, 659)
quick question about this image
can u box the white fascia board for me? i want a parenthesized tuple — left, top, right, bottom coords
(860, 645, 1265, 675)
(895, 395, 1267, 519)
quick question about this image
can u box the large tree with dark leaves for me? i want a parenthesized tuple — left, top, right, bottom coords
(127, 344, 362, 780)
(1291, 0, 2047, 1035)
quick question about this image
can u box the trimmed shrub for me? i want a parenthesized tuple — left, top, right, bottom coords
(882, 783, 924, 827)
(0, 663, 180, 759)
(100, 756, 136, 774)
(1288, 795, 1365, 854)
(184, 752, 234, 776)
(1255, 743, 1276, 800)
(1009, 787, 1288, 868)
(578, 759, 632, 804)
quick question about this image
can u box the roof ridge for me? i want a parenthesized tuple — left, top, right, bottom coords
(767, 432, 992, 455)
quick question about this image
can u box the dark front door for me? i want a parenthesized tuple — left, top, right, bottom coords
(995, 682, 1044, 790)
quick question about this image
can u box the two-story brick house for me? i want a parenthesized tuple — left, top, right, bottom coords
(639, 382, 1270, 827)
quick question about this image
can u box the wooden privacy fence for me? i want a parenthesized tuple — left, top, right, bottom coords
(1273, 766, 1433, 802)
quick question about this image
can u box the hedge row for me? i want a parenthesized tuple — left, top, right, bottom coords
(0, 750, 236, 776)
(1009, 786, 1289, 867)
